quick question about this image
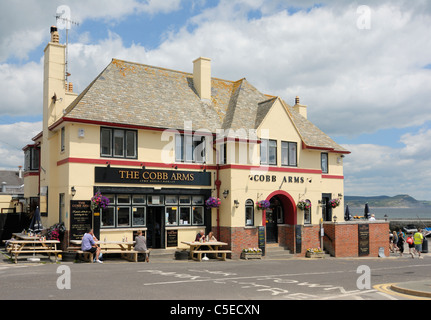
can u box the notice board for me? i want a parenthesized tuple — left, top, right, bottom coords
(70, 200, 93, 241)
(167, 229, 178, 248)
(358, 224, 370, 256)
(258, 226, 265, 256)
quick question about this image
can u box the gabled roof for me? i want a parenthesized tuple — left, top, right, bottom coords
(62, 58, 348, 153)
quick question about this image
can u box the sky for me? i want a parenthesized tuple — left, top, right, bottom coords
(0, 0, 430, 200)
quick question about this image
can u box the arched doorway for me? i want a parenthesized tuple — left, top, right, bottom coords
(264, 191, 297, 243)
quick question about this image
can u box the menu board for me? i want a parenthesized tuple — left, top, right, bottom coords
(258, 226, 265, 256)
(358, 224, 370, 256)
(70, 201, 93, 241)
(167, 229, 178, 248)
(295, 225, 302, 254)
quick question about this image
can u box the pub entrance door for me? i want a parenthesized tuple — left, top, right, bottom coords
(266, 196, 284, 243)
(146, 207, 164, 249)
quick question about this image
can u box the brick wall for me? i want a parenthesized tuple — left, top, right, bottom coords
(216, 221, 389, 259)
(323, 221, 389, 257)
(217, 226, 259, 259)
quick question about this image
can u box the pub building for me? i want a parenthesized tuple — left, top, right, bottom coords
(23, 27, 389, 259)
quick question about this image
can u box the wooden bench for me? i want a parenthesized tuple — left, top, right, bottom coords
(10, 249, 62, 264)
(75, 249, 150, 263)
(191, 250, 232, 262)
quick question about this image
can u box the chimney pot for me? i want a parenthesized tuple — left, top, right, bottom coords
(50, 26, 59, 43)
(69, 82, 73, 92)
(295, 96, 300, 105)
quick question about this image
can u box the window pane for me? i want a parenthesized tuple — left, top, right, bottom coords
(245, 207, 254, 226)
(61, 127, 65, 152)
(101, 129, 112, 156)
(117, 207, 130, 227)
(192, 207, 204, 225)
(193, 136, 205, 163)
(148, 195, 163, 205)
(288, 142, 297, 166)
(117, 195, 131, 204)
(192, 196, 204, 205)
(101, 207, 115, 227)
(133, 207, 146, 226)
(281, 142, 288, 166)
(105, 194, 115, 205)
(126, 131, 137, 158)
(31, 148, 40, 170)
(113, 130, 124, 157)
(185, 135, 193, 162)
(179, 195, 191, 204)
(321, 153, 328, 173)
(165, 195, 178, 205)
(269, 140, 277, 165)
(132, 195, 146, 204)
(260, 139, 268, 164)
(179, 207, 191, 225)
(166, 207, 178, 226)
(175, 135, 184, 162)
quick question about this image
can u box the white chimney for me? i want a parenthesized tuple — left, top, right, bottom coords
(193, 57, 212, 101)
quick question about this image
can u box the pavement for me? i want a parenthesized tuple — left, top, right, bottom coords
(2, 246, 431, 300)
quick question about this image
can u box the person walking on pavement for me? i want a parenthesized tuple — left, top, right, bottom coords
(397, 230, 405, 257)
(413, 228, 424, 259)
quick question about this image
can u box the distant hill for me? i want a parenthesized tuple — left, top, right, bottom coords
(345, 194, 431, 208)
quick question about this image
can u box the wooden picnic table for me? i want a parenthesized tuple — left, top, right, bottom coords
(5, 239, 61, 264)
(69, 240, 145, 262)
(181, 241, 231, 261)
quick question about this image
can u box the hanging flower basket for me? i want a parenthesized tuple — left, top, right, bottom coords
(91, 192, 110, 212)
(205, 197, 221, 209)
(328, 198, 340, 208)
(297, 199, 312, 210)
(256, 200, 270, 210)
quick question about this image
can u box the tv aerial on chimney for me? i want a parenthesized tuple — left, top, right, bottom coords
(55, 5, 79, 83)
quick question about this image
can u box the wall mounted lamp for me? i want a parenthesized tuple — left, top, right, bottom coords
(71, 186, 76, 197)
(234, 200, 240, 208)
(223, 190, 229, 199)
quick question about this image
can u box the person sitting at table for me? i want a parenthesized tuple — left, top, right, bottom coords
(134, 230, 149, 263)
(195, 230, 205, 242)
(81, 229, 103, 264)
(205, 231, 217, 242)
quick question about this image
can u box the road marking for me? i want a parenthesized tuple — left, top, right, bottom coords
(373, 283, 431, 300)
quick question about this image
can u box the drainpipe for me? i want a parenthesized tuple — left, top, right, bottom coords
(215, 165, 221, 239)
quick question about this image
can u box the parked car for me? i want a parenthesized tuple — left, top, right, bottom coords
(402, 225, 418, 234)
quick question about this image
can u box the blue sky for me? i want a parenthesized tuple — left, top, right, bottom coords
(1, 0, 431, 200)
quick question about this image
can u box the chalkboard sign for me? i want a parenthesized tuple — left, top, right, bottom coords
(167, 229, 178, 248)
(295, 225, 302, 254)
(258, 226, 265, 256)
(358, 224, 370, 256)
(70, 201, 93, 241)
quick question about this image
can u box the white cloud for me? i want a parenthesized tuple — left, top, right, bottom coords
(0, 122, 42, 170)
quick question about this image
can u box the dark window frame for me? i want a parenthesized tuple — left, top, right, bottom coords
(281, 141, 298, 167)
(321, 153, 329, 174)
(260, 139, 277, 166)
(100, 127, 138, 159)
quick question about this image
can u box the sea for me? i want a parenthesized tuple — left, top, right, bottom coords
(347, 207, 431, 221)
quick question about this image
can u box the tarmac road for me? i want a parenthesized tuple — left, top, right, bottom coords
(1, 253, 431, 302)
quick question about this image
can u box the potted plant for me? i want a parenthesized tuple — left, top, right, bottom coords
(328, 198, 340, 208)
(256, 200, 270, 210)
(305, 247, 325, 258)
(297, 199, 312, 210)
(205, 197, 221, 209)
(241, 248, 263, 260)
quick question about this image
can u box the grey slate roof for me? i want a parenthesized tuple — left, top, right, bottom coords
(0, 171, 24, 194)
(64, 59, 348, 153)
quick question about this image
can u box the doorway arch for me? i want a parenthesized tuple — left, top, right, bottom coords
(264, 190, 297, 226)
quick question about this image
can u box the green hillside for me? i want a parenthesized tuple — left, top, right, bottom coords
(345, 194, 431, 208)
